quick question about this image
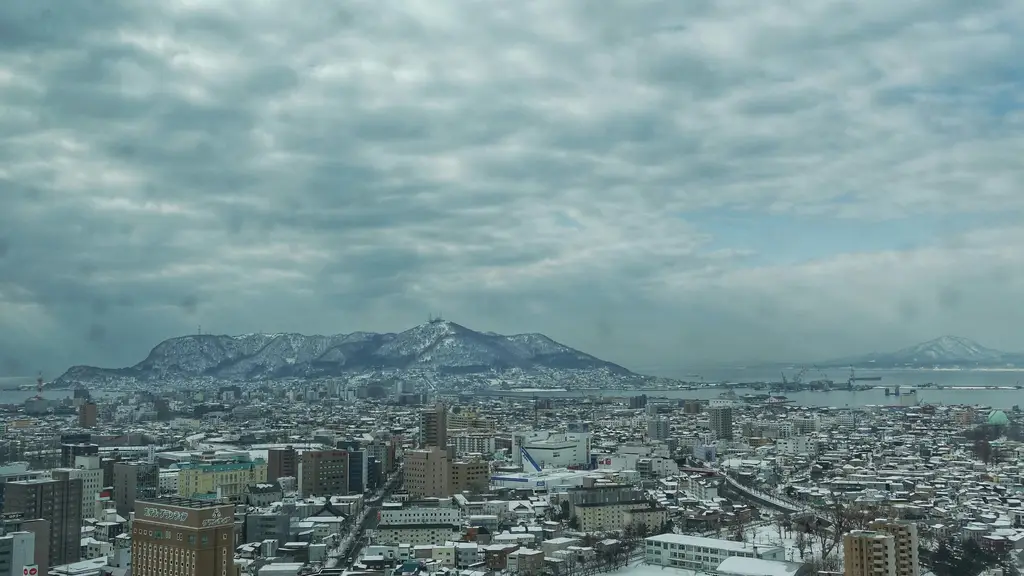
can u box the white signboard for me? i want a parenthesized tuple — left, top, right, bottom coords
(143, 507, 189, 522)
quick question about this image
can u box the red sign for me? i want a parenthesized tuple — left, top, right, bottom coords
(23, 566, 39, 576)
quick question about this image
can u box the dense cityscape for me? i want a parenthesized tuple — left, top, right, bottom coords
(1, 375, 1022, 576)
(3, 1, 1022, 576)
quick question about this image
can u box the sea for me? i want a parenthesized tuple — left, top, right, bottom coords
(2, 368, 1024, 409)
(505, 367, 1024, 409)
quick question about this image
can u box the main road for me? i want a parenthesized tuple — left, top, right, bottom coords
(326, 463, 404, 568)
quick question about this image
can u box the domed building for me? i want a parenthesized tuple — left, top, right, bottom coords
(988, 410, 1010, 427)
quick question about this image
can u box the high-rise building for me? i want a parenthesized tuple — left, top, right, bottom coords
(3, 477, 82, 567)
(844, 530, 896, 576)
(869, 519, 919, 576)
(404, 447, 449, 499)
(112, 462, 160, 517)
(53, 456, 104, 521)
(132, 497, 235, 576)
(78, 402, 98, 428)
(708, 406, 734, 440)
(347, 450, 368, 495)
(267, 447, 298, 484)
(420, 404, 447, 448)
(60, 442, 98, 468)
(297, 450, 348, 497)
(647, 417, 670, 441)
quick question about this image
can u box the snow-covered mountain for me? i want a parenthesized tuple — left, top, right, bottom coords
(53, 320, 633, 384)
(824, 335, 1018, 368)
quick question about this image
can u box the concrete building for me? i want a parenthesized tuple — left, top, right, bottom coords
(647, 418, 670, 442)
(0, 464, 44, 512)
(176, 460, 268, 503)
(298, 450, 348, 497)
(112, 461, 160, 517)
(644, 534, 783, 572)
(869, 519, 919, 576)
(54, 455, 104, 521)
(0, 530, 35, 576)
(404, 448, 449, 499)
(0, 515, 47, 575)
(378, 501, 461, 525)
(513, 431, 592, 471)
(575, 501, 667, 533)
(420, 404, 448, 448)
(709, 406, 734, 440)
(78, 402, 98, 428)
(4, 477, 83, 567)
(267, 447, 298, 484)
(131, 497, 235, 576)
(844, 530, 897, 576)
(449, 459, 489, 495)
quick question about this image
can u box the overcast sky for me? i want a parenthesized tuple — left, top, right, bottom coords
(2, 1, 1023, 378)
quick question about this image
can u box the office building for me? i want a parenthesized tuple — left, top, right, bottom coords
(4, 477, 82, 566)
(60, 443, 98, 468)
(449, 458, 489, 495)
(647, 417, 670, 441)
(78, 402, 98, 428)
(0, 464, 44, 512)
(176, 460, 267, 503)
(0, 529, 34, 576)
(347, 450, 368, 494)
(132, 497, 235, 576)
(844, 530, 897, 576)
(54, 456, 104, 521)
(405, 448, 449, 499)
(112, 462, 160, 517)
(0, 514, 48, 575)
(298, 450, 348, 497)
(709, 406, 734, 440)
(420, 404, 447, 448)
(267, 447, 298, 483)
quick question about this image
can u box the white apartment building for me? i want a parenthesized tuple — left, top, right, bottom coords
(372, 524, 463, 546)
(378, 502, 461, 525)
(776, 435, 819, 457)
(450, 434, 497, 458)
(645, 534, 784, 572)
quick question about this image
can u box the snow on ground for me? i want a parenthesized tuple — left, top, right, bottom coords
(749, 523, 842, 564)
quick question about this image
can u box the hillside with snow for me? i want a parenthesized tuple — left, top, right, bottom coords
(823, 335, 1022, 368)
(53, 320, 634, 385)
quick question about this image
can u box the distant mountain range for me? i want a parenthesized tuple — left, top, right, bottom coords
(53, 320, 633, 385)
(820, 335, 1024, 369)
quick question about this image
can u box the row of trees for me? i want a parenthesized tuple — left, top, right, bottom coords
(924, 537, 1021, 576)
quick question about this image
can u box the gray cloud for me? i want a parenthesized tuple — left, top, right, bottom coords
(2, 0, 1024, 377)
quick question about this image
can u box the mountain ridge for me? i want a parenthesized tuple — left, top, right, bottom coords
(53, 320, 634, 385)
(819, 335, 1024, 369)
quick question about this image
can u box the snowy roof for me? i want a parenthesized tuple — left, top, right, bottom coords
(717, 556, 802, 576)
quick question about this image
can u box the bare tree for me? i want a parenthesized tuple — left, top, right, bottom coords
(795, 531, 808, 560)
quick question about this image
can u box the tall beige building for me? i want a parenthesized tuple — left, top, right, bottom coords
(405, 447, 449, 498)
(869, 519, 919, 576)
(844, 530, 895, 576)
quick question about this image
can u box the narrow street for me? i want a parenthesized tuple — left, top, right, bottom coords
(326, 463, 404, 568)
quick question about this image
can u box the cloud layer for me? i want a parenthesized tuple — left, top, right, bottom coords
(2, 0, 1023, 376)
